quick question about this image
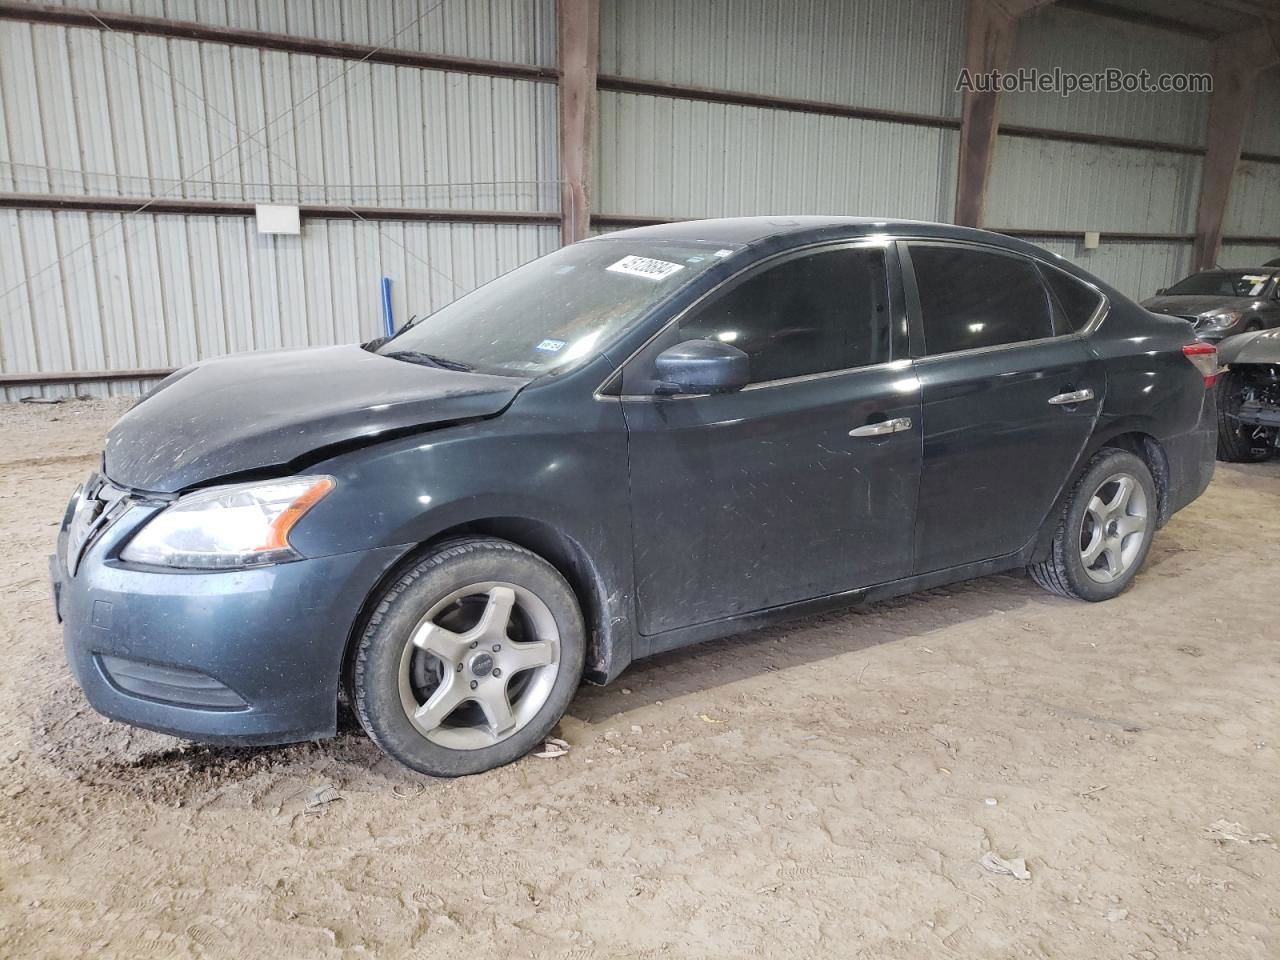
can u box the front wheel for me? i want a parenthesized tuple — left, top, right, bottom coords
(350, 537, 585, 776)
(1028, 449, 1157, 602)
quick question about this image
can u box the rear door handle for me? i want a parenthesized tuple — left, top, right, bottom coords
(849, 417, 913, 438)
(1048, 388, 1094, 405)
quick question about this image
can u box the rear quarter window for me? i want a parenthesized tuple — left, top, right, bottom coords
(1039, 263, 1105, 334)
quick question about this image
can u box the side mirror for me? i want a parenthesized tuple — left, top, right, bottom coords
(654, 339, 749, 395)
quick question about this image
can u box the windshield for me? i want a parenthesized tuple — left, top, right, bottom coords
(1165, 270, 1274, 298)
(377, 239, 737, 376)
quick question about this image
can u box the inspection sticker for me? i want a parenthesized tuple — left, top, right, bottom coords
(606, 255, 685, 281)
(535, 339, 567, 352)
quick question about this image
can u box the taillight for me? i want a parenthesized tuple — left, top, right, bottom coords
(1182, 342, 1218, 388)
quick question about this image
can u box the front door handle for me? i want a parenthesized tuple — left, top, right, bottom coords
(1048, 388, 1094, 405)
(849, 416, 913, 438)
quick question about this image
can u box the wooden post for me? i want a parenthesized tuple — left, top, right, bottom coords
(1192, 31, 1279, 271)
(954, 0, 1056, 227)
(557, 0, 599, 245)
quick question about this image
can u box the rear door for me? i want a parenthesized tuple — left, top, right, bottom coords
(620, 241, 921, 641)
(902, 241, 1106, 573)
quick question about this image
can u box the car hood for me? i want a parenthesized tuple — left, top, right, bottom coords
(1218, 328, 1280, 366)
(105, 345, 528, 493)
(1141, 294, 1257, 317)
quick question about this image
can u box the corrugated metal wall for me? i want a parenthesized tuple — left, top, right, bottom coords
(595, 0, 964, 225)
(595, 93, 957, 222)
(3, 0, 1280, 399)
(0, 210, 558, 399)
(592, 0, 1278, 302)
(0, 21, 557, 208)
(0, 5, 560, 399)
(991, 5, 1211, 298)
(1002, 6, 1211, 145)
(985, 138, 1201, 235)
(16, 0, 557, 65)
(599, 0, 966, 117)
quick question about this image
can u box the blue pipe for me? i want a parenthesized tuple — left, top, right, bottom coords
(381, 276, 394, 336)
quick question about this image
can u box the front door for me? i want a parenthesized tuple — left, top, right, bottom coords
(903, 241, 1105, 573)
(621, 242, 922, 641)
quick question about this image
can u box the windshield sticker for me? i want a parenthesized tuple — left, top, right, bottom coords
(535, 339, 567, 353)
(606, 255, 685, 282)
(713, 249, 734, 258)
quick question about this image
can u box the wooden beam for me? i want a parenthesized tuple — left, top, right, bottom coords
(1, 368, 174, 387)
(1192, 29, 1280, 270)
(590, 214, 1280, 248)
(0, 193, 560, 225)
(0, 1, 556, 82)
(557, 0, 599, 245)
(597, 76, 962, 131)
(954, 0, 1057, 227)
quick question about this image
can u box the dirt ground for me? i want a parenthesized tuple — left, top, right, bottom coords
(0, 398, 1277, 959)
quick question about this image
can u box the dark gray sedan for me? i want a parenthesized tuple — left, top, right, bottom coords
(1143, 267, 1280, 342)
(53, 216, 1217, 777)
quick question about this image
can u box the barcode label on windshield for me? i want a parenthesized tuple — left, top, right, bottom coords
(606, 255, 685, 282)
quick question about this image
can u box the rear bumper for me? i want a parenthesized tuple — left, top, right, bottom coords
(54, 499, 407, 745)
(1165, 388, 1217, 517)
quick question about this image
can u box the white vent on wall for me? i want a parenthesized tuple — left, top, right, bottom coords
(256, 204, 301, 235)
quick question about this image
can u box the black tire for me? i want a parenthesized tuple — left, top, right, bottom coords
(1216, 370, 1272, 463)
(350, 537, 585, 777)
(1028, 448, 1158, 602)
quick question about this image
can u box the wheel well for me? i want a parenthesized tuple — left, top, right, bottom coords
(1099, 432, 1171, 527)
(340, 519, 611, 698)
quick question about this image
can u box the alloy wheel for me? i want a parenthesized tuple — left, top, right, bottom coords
(397, 581, 561, 750)
(1079, 471, 1149, 584)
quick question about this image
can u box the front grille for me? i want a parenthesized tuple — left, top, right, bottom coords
(64, 474, 133, 575)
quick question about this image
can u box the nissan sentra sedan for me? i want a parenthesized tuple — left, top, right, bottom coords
(52, 217, 1217, 777)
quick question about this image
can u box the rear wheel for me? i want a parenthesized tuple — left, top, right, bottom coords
(1216, 370, 1272, 463)
(1028, 449, 1157, 602)
(350, 537, 585, 776)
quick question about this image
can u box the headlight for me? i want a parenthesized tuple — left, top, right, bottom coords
(1198, 310, 1242, 331)
(121, 476, 335, 569)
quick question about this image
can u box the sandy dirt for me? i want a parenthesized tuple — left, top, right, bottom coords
(0, 397, 1277, 959)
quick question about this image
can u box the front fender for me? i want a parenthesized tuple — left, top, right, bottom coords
(284, 398, 637, 683)
(1218, 329, 1280, 366)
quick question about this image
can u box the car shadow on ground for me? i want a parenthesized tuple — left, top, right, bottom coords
(569, 570, 1046, 724)
(27, 567, 1053, 803)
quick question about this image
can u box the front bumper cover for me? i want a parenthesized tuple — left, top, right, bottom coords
(54, 483, 407, 745)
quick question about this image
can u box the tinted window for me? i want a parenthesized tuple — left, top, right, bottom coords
(1040, 263, 1104, 333)
(910, 245, 1052, 355)
(677, 247, 890, 384)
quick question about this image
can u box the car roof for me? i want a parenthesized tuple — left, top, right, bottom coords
(589, 215, 1071, 261)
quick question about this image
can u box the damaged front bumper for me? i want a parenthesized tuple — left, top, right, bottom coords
(53, 477, 406, 745)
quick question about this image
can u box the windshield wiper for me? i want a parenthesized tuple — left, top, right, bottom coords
(384, 350, 473, 372)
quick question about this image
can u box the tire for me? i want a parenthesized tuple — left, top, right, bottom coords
(350, 536, 585, 777)
(1216, 370, 1272, 463)
(1028, 449, 1158, 602)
